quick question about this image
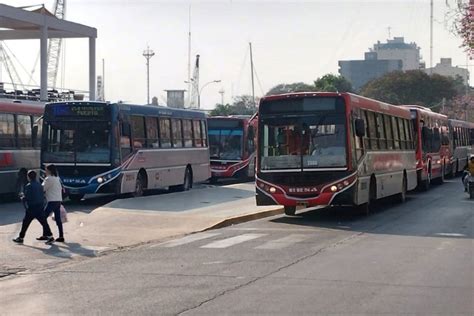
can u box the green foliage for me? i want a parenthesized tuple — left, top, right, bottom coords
(266, 82, 316, 96)
(265, 74, 353, 96)
(313, 74, 353, 93)
(360, 70, 459, 106)
(210, 95, 257, 116)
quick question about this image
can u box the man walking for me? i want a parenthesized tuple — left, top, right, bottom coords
(12, 170, 54, 244)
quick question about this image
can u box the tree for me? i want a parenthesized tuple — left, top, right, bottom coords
(440, 94, 474, 121)
(360, 70, 458, 106)
(210, 95, 257, 116)
(445, 1, 473, 58)
(313, 74, 353, 93)
(266, 82, 315, 96)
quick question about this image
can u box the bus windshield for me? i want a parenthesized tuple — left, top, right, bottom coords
(208, 128, 243, 160)
(259, 97, 347, 171)
(43, 121, 111, 164)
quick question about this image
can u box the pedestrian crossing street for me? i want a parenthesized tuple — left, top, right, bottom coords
(152, 231, 314, 250)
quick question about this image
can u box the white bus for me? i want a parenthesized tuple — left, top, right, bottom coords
(41, 101, 210, 201)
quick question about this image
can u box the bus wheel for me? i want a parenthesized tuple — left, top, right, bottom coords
(284, 206, 296, 216)
(133, 173, 145, 197)
(183, 168, 192, 191)
(421, 171, 431, 191)
(434, 165, 445, 184)
(69, 194, 85, 202)
(396, 175, 407, 203)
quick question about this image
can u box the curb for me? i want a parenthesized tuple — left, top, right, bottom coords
(203, 207, 284, 231)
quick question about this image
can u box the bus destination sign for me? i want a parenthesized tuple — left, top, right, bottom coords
(53, 105, 106, 117)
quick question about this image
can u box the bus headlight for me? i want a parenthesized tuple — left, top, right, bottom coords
(97, 177, 104, 184)
(269, 187, 277, 193)
(330, 185, 338, 192)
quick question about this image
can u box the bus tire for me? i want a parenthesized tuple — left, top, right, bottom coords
(358, 177, 376, 215)
(172, 167, 192, 192)
(133, 172, 146, 197)
(396, 174, 407, 203)
(284, 206, 296, 216)
(421, 168, 431, 191)
(434, 165, 445, 185)
(69, 194, 85, 202)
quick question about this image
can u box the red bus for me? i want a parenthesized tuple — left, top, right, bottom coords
(401, 105, 451, 190)
(0, 100, 44, 198)
(256, 92, 418, 215)
(448, 119, 474, 175)
(208, 115, 257, 182)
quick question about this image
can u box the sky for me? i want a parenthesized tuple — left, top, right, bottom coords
(0, 0, 471, 109)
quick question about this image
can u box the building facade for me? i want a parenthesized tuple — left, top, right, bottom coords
(339, 52, 403, 91)
(370, 37, 421, 71)
(423, 58, 469, 84)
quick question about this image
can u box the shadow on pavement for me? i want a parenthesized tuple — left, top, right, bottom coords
(22, 242, 98, 259)
(270, 181, 473, 240)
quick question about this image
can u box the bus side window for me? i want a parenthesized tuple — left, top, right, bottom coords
(171, 119, 183, 148)
(193, 120, 202, 147)
(16, 114, 33, 149)
(391, 117, 400, 150)
(367, 112, 378, 150)
(120, 121, 132, 158)
(131, 116, 146, 149)
(145, 117, 159, 148)
(383, 115, 394, 150)
(159, 118, 172, 148)
(0, 113, 15, 148)
(200, 120, 208, 147)
(183, 120, 193, 147)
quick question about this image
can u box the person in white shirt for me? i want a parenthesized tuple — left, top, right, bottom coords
(42, 164, 64, 244)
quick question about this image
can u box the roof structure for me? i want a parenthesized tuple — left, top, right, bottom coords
(0, 4, 97, 100)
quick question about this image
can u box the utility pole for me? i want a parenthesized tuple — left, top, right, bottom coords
(187, 5, 192, 107)
(429, 0, 433, 74)
(143, 46, 155, 105)
(387, 26, 392, 39)
(249, 42, 255, 107)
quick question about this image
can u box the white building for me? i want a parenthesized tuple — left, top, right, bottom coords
(370, 37, 421, 71)
(423, 58, 469, 83)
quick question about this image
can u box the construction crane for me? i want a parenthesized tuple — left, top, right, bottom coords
(47, 0, 66, 89)
(0, 42, 24, 91)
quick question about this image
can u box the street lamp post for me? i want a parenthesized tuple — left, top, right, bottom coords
(143, 46, 155, 105)
(185, 79, 221, 109)
(198, 80, 221, 109)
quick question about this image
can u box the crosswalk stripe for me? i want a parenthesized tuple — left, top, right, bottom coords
(255, 234, 310, 250)
(154, 232, 222, 248)
(200, 233, 266, 249)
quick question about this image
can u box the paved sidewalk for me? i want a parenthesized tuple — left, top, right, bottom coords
(1, 183, 282, 276)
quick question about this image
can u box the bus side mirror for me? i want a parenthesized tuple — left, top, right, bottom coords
(355, 119, 365, 137)
(32, 125, 39, 144)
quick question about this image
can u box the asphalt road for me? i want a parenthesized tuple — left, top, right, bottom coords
(1, 179, 472, 315)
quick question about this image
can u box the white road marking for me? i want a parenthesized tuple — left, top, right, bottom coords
(154, 232, 221, 248)
(255, 234, 311, 250)
(435, 233, 466, 237)
(200, 233, 266, 249)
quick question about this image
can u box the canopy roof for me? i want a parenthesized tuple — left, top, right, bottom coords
(0, 4, 97, 40)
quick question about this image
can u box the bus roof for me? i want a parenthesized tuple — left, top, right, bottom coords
(401, 105, 448, 120)
(448, 118, 474, 128)
(260, 92, 411, 119)
(45, 101, 208, 120)
(0, 100, 45, 115)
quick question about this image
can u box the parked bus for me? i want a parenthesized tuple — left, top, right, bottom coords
(401, 105, 451, 190)
(0, 100, 44, 198)
(208, 115, 257, 182)
(448, 119, 474, 175)
(256, 92, 418, 215)
(41, 101, 210, 201)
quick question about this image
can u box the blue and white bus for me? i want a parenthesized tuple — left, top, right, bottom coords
(41, 101, 210, 201)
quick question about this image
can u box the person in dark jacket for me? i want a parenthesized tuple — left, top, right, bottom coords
(12, 170, 54, 244)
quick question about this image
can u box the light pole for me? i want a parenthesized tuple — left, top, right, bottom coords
(185, 79, 221, 109)
(199, 80, 221, 109)
(143, 46, 155, 105)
